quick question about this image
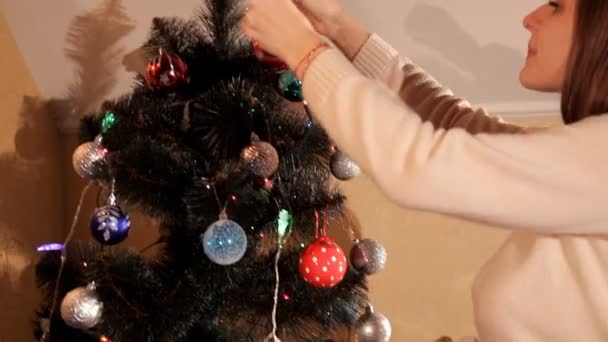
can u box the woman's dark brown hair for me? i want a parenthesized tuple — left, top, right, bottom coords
(561, 0, 608, 124)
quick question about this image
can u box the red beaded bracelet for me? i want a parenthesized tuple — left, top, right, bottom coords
(294, 42, 330, 79)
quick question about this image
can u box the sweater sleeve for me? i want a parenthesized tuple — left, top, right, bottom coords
(351, 33, 527, 134)
(302, 48, 608, 234)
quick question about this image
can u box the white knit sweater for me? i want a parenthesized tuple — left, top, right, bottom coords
(301, 33, 608, 341)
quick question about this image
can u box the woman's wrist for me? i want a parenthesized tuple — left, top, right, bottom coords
(293, 41, 330, 79)
(282, 31, 327, 72)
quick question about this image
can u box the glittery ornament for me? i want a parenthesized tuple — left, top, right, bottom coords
(60, 283, 103, 330)
(299, 236, 347, 288)
(350, 239, 387, 275)
(72, 135, 107, 179)
(355, 307, 392, 342)
(330, 150, 360, 181)
(202, 214, 247, 265)
(90, 205, 130, 245)
(240, 134, 279, 178)
(147, 47, 189, 89)
(252, 41, 288, 70)
(278, 70, 303, 102)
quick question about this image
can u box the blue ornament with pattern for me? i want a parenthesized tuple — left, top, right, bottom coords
(201, 218, 247, 265)
(90, 205, 130, 245)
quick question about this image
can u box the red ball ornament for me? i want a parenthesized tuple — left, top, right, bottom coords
(300, 207, 348, 288)
(146, 47, 189, 89)
(252, 41, 288, 71)
(299, 236, 347, 288)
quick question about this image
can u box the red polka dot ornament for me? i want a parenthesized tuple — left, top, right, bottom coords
(299, 207, 348, 288)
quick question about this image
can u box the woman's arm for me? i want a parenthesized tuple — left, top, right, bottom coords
(354, 34, 526, 134)
(327, 13, 527, 134)
(302, 48, 608, 234)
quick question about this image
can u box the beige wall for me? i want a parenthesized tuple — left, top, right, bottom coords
(0, 13, 64, 342)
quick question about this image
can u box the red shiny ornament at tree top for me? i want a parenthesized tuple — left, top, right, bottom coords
(146, 48, 189, 89)
(299, 208, 347, 288)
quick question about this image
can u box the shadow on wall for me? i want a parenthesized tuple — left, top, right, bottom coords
(49, 0, 136, 244)
(0, 1, 134, 341)
(404, 3, 557, 106)
(50, 0, 135, 131)
(0, 96, 63, 342)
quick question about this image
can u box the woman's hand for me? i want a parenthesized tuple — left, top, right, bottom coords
(241, 0, 325, 69)
(292, 0, 345, 39)
(294, 0, 371, 61)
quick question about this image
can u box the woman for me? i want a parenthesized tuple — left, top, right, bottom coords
(242, 0, 608, 341)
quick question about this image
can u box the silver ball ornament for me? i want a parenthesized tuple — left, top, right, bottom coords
(60, 284, 103, 330)
(240, 139, 279, 178)
(72, 136, 107, 179)
(330, 150, 360, 180)
(350, 239, 387, 275)
(355, 310, 392, 342)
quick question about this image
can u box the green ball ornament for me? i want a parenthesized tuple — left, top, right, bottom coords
(278, 70, 303, 102)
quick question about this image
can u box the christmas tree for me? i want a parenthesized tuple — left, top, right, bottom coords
(33, 1, 390, 341)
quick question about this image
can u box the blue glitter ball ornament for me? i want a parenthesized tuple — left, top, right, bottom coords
(202, 219, 247, 265)
(90, 205, 130, 245)
(278, 70, 303, 102)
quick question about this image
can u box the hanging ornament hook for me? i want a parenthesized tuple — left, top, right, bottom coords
(314, 209, 319, 239)
(323, 203, 329, 237)
(108, 178, 117, 206)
